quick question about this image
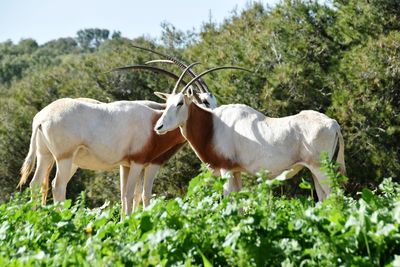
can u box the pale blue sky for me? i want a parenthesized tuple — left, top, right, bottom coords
(0, 0, 279, 45)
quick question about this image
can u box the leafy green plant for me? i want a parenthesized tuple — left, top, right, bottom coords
(0, 167, 399, 266)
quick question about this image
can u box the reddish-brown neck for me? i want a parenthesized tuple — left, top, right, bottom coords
(183, 103, 239, 170)
(125, 112, 186, 165)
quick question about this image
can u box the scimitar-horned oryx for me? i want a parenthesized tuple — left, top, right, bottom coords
(154, 68, 346, 201)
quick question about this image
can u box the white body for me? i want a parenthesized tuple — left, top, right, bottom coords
(19, 98, 179, 214)
(155, 93, 346, 200)
(213, 105, 339, 175)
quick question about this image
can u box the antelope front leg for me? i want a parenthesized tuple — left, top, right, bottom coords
(222, 170, 242, 197)
(124, 163, 143, 215)
(142, 164, 161, 208)
(120, 165, 130, 217)
(132, 170, 144, 212)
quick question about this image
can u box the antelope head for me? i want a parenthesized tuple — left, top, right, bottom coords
(154, 65, 252, 134)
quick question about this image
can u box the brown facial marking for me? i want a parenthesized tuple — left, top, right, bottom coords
(185, 103, 239, 170)
(125, 113, 186, 164)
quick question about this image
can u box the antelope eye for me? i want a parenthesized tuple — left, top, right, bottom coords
(177, 101, 183, 107)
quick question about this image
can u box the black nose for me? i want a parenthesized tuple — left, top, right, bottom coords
(156, 124, 163, 131)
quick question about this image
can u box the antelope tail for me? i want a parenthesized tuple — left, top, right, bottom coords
(18, 123, 40, 189)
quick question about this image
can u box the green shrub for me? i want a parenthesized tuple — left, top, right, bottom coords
(0, 164, 399, 266)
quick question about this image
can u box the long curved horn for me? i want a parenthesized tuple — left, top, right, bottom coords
(181, 66, 252, 93)
(109, 64, 188, 85)
(172, 62, 201, 94)
(131, 44, 209, 93)
(145, 59, 174, 65)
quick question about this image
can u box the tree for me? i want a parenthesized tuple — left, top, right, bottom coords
(76, 28, 110, 51)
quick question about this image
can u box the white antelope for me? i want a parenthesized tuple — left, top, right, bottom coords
(18, 97, 196, 215)
(154, 70, 346, 200)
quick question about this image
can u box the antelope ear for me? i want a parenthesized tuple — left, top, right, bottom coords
(185, 91, 197, 104)
(154, 92, 171, 100)
(186, 87, 195, 97)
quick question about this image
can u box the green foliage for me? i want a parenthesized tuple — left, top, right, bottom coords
(76, 28, 110, 51)
(0, 170, 399, 266)
(330, 31, 400, 187)
(0, 98, 36, 202)
(0, 39, 38, 86)
(160, 22, 198, 49)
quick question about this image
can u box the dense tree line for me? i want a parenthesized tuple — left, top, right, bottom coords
(0, 0, 398, 205)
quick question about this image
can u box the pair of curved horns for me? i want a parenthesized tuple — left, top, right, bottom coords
(130, 44, 209, 93)
(111, 44, 253, 96)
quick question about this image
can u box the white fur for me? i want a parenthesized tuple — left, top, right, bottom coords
(22, 98, 161, 214)
(155, 93, 346, 201)
(198, 92, 218, 109)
